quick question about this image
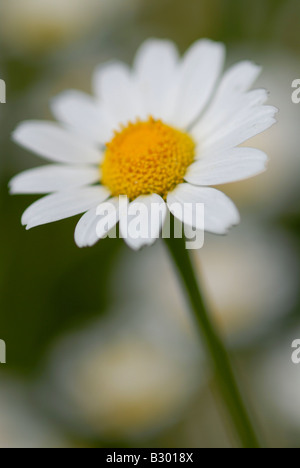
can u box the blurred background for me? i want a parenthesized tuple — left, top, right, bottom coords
(0, 0, 300, 448)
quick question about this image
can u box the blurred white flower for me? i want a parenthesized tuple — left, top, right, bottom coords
(114, 240, 196, 335)
(0, 0, 137, 55)
(39, 303, 202, 441)
(197, 221, 299, 343)
(252, 326, 300, 441)
(114, 222, 298, 345)
(0, 375, 69, 448)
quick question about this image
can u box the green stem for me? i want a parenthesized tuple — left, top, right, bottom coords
(164, 235, 261, 449)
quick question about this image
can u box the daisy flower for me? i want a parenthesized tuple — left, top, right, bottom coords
(40, 302, 201, 440)
(10, 39, 277, 250)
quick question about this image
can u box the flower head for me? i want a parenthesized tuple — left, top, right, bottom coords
(102, 117, 195, 201)
(10, 39, 277, 249)
(41, 302, 201, 440)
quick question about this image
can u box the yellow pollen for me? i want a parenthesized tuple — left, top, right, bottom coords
(101, 117, 196, 201)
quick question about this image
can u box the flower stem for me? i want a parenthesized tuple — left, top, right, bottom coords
(164, 235, 261, 448)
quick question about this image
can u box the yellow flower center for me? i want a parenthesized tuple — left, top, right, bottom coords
(101, 117, 196, 201)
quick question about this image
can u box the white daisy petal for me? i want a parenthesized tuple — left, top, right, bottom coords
(185, 148, 268, 186)
(166, 39, 225, 128)
(22, 186, 110, 230)
(93, 61, 143, 126)
(200, 105, 277, 154)
(191, 61, 265, 140)
(192, 89, 269, 144)
(51, 90, 112, 145)
(75, 197, 119, 248)
(219, 61, 262, 92)
(134, 39, 179, 119)
(120, 194, 167, 251)
(13, 121, 102, 164)
(9, 165, 100, 194)
(167, 184, 240, 235)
